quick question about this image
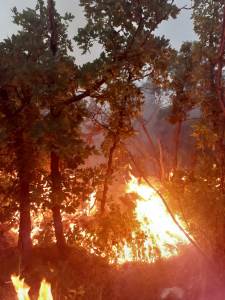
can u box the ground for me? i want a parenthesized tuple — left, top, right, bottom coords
(1, 244, 224, 300)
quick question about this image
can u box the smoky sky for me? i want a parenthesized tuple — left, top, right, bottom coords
(0, 0, 196, 65)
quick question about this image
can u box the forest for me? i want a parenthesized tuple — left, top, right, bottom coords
(0, 0, 225, 299)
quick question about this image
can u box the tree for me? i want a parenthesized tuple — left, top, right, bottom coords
(89, 78, 143, 213)
(169, 42, 195, 171)
(166, 0, 225, 272)
(0, 0, 181, 264)
(0, 0, 78, 265)
(74, 0, 179, 211)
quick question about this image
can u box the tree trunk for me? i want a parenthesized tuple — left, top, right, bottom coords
(47, 0, 66, 253)
(18, 174, 32, 268)
(101, 137, 118, 214)
(52, 205, 65, 250)
(50, 151, 66, 251)
(16, 130, 32, 269)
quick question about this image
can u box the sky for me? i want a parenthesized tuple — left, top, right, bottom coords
(0, 0, 196, 65)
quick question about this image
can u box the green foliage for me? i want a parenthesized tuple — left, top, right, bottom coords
(76, 0, 178, 54)
(66, 194, 144, 262)
(76, 0, 178, 86)
(168, 42, 196, 123)
(167, 169, 225, 262)
(164, 0, 225, 270)
(0, 0, 187, 269)
(0, 1, 93, 224)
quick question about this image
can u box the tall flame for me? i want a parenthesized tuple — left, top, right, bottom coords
(11, 276, 53, 300)
(38, 279, 53, 300)
(11, 276, 30, 300)
(117, 175, 188, 263)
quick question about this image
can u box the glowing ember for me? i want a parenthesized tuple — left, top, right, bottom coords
(117, 175, 189, 263)
(11, 276, 53, 300)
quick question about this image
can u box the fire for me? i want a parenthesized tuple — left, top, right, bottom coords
(9, 174, 188, 265)
(11, 275, 53, 300)
(38, 279, 53, 300)
(117, 175, 189, 263)
(11, 276, 30, 300)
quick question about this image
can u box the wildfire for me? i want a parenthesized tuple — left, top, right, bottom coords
(117, 175, 189, 263)
(38, 280, 53, 300)
(11, 275, 53, 300)
(11, 276, 30, 300)
(9, 174, 189, 266)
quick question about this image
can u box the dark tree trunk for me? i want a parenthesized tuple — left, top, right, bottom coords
(48, 0, 58, 56)
(47, 0, 66, 252)
(0, 88, 33, 269)
(16, 130, 32, 269)
(52, 205, 65, 250)
(50, 151, 66, 251)
(101, 137, 118, 214)
(18, 175, 32, 267)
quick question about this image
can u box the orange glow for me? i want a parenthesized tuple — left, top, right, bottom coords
(9, 175, 188, 265)
(117, 175, 189, 263)
(11, 276, 53, 300)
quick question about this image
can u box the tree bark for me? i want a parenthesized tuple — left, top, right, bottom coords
(0, 88, 33, 269)
(16, 130, 32, 269)
(18, 173, 32, 268)
(50, 151, 66, 251)
(47, 0, 66, 252)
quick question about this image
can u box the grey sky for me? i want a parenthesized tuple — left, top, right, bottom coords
(0, 0, 196, 65)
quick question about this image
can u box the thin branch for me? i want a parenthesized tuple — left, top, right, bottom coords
(62, 78, 106, 107)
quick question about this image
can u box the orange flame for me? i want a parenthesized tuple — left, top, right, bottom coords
(117, 175, 189, 263)
(38, 279, 53, 300)
(11, 275, 30, 300)
(11, 276, 53, 300)
(9, 175, 188, 265)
